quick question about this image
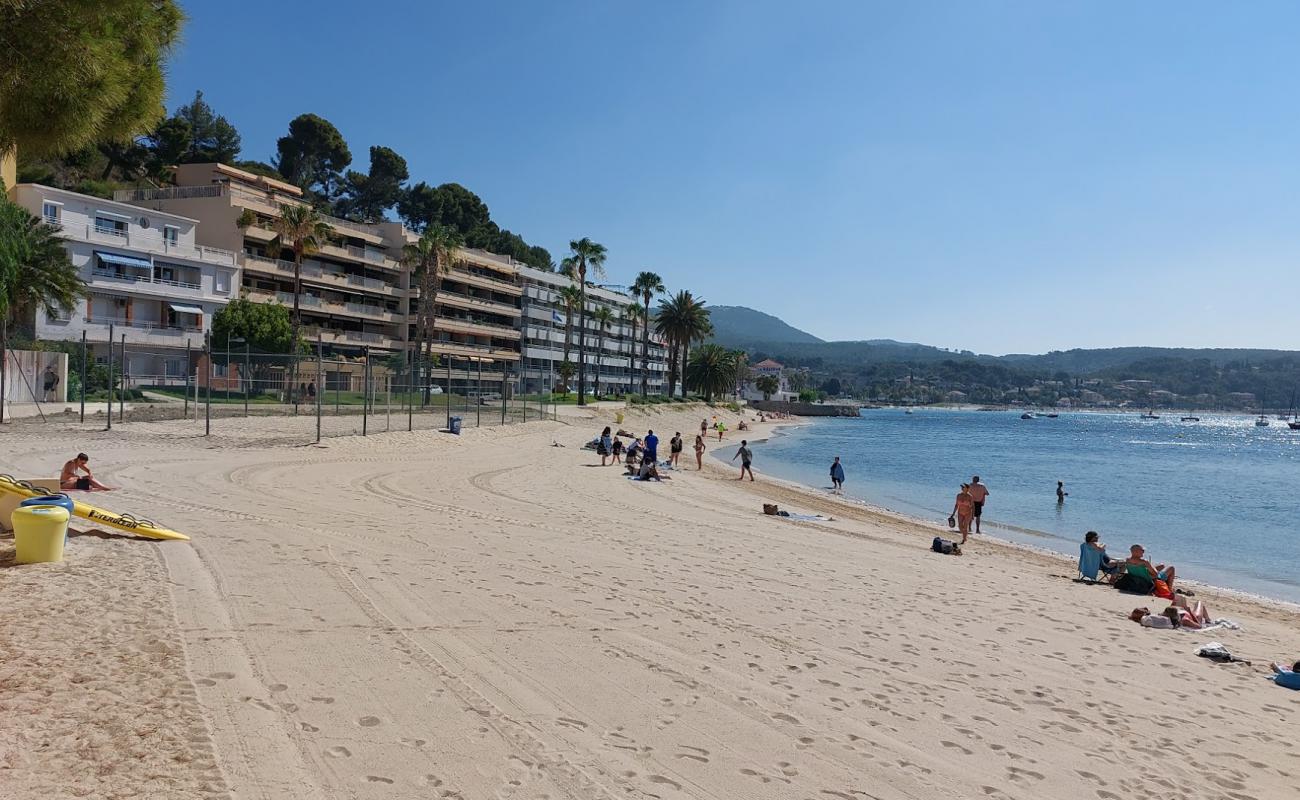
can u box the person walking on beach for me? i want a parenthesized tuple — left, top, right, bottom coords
(43, 365, 59, 402)
(644, 429, 660, 465)
(701, 418, 708, 439)
(670, 432, 683, 467)
(830, 457, 845, 492)
(732, 440, 754, 481)
(60, 453, 113, 491)
(1056, 481, 1068, 503)
(598, 426, 613, 466)
(968, 476, 989, 533)
(717, 421, 726, 442)
(693, 434, 707, 470)
(950, 483, 974, 543)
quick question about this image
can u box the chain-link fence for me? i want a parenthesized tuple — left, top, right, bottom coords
(5, 333, 561, 443)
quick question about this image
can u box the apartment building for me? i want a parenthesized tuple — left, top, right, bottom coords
(116, 163, 407, 357)
(517, 266, 669, 396)
(7, 183, 238, 382)
(394, 236, 524, 394)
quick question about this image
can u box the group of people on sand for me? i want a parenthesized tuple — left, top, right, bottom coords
(597, 427, 713, 480)
(1080, 531, 1200, 623)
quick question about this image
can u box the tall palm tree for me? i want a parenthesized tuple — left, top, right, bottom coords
(654, 290, 711, 397)
(591, 305, 614, 399)
(0, 198, 84, 421)
(556, 284, 583, 366)
(685, 344, 740, 402)
(403, 224, 463, 401)
(566, 238, 607, 406)
(630, 271, 665, 397)
(272, 203, 330, 349)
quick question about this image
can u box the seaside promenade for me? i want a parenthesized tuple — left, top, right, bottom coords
(2, 405, 1297, 799)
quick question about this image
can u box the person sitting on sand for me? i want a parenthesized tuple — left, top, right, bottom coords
(1271, 660, 1300, 675)
(738, 419, 748, 431)
(636, 459, 669, 481)
(624, 439, 642, 473)
(1129, 596, 1212, 629)
(60, 452, 113, 491)
(1123, 544, 1176, 591)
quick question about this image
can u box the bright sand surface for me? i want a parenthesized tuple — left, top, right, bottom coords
(2, 405, 1298, 800)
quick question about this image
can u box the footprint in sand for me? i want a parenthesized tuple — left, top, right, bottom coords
(268, 683, 288, 692)
(195, 678, 217, 687)
(647, 775, 682, 790)
(209, 672, 235, 680)
(357, 716, 382, 727)
(325, 746, 351, 758)
(364, 775, 394, 784)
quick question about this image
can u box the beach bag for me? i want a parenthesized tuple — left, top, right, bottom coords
(763, 504, 779, 516)
(946, 515, 956, 529)
(931, 537, 959, 555)
(1114, 572, 1155, 595)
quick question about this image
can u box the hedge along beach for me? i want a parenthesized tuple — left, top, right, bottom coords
(2, 403, 1298, 800)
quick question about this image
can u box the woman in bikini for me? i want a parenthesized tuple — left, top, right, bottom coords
(693, 435, 707, 470)
(950, 483, 974, 543)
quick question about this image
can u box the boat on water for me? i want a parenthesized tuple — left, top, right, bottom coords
(1044, 413, 1059, 418)
(904, 409, 914, 415)
(1140, 412, 1160, 419)
(1020, 412, 1035, 420)
(1284, 389, 1298, 430)
(1180, 416, 1200, 422)
(1255, 415, 1270, 427)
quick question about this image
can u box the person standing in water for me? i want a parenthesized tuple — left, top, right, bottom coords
(732, 440, 754, 481)
(1057, 481, 1068, 503)
(830, 457, 845, 492)
(967, 475, 989, 534)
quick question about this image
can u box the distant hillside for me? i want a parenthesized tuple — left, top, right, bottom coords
(999, 347, 1300, 373)
(707, 306, 824, 346)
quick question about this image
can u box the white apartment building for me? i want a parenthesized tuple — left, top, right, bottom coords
(518, 266, 668, 396)
(7, 184, 238, 383)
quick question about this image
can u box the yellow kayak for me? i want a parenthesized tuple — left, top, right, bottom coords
(0, 475, 190, 541)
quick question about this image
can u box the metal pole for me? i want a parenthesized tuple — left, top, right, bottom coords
(386, 371, 391, 431)
(316, 333, 323, 444)
(476, 358, 482, 427)
(501, 361, 508, 425)
(225, 334, 231, 407)
(79, 330, 87, 423)
(445, 357, 452, 430)
(244, 340, 250, 417)
(204, 330, 211, 436)
(106, 323, 114, 431)
(362, 346, 370, 437)
(119, 332, 126, 423)
(184, 339, 190, 419)
(406, 347, 413, 432)
(334, 362, 340, 416)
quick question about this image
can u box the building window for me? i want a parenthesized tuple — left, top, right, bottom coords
(215, 272, 231, 294)
(94, 215, 128, 237)
(163, 225, 179, 246)
(42, 201, 62, 226)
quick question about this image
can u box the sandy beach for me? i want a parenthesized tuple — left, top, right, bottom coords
(2, 404, 1298, 800)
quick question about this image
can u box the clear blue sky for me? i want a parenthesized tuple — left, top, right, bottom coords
(166, 1, 1300, 354)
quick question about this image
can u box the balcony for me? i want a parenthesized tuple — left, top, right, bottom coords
(76, 223, 237, 267)
(243, 254, 403, 297)
(433, 316, 521, 339)
(425, 339, 521, 361)
(317, 242, 399, 270)
(443, 267, 522, 296)
(301, 326, 401, 351)
(431, 291, 521, 318)
(92, 268, 202, 293)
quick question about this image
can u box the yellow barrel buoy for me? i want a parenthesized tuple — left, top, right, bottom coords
(13, 505, 70, 564)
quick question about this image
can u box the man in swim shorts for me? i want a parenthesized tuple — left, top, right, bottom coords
(732, 440, 754, 481)
(61, 453, 113, 491)
(967, 475, 989, 533)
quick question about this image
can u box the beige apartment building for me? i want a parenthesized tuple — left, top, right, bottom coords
(394, 228, 523, 393)
(116, 163, 407, 357)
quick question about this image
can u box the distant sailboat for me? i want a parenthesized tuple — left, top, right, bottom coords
(1020, 412, 1035, 420)
(1256, 390, 1270, 426)
(1180, 415, 1200, 422)
(1286, 389, 1299, 430)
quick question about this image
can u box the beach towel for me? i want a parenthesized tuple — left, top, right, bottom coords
(1194, 642, 1250, 664)
(1186, 620, 1240, 634)
(777, 511, 833, 522)
(1079, 543, 1103, 580)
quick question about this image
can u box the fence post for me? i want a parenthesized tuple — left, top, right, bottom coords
(501, 362, 508, 425)
(204, 330, 211, 437)
(119, 332, 126, 423)
(476, 358, 483, 428)
(316, 333, 323, 444)
(386, 372, 391, 432)
(362, 346, 370, 437)
(407, 347, 414, 432)
(184, 339, 190, 420)
(79, 330, 87, 423)
(106, 323, 114, 431)
(445, 357, 452, 430)
(244, 340, 250, 418)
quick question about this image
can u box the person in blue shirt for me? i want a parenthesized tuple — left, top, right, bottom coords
(830, 457, 845, 492)
(643, 429, 659, 464)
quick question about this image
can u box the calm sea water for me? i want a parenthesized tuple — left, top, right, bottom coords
(749, 409, 1300, 603)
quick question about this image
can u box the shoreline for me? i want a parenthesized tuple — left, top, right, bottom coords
(750, 412, 1300, 610)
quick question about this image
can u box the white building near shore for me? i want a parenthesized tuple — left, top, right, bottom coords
(7, 184, 239, 383)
